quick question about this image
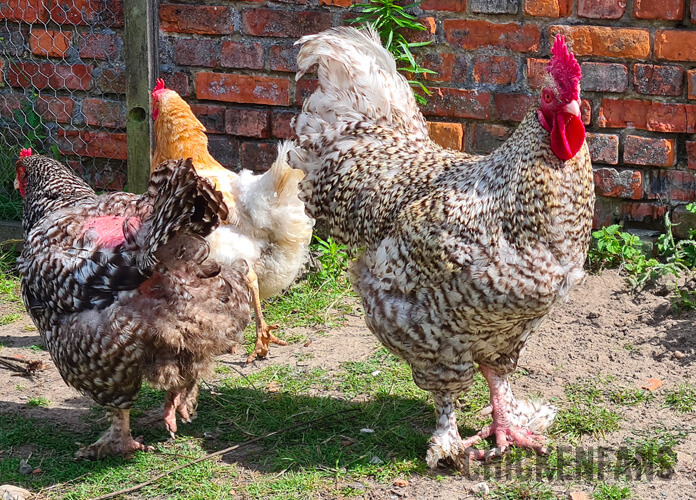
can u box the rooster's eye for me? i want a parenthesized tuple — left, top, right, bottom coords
(544, 93, 552, 102)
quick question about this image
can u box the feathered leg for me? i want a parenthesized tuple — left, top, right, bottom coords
(75, 408, 153, 460)
(426, 392, 483, 469)
(245, 266, 286, 363)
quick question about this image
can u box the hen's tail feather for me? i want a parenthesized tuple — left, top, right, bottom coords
(295, 26, 428, 141)
(138, 158, 227, 267)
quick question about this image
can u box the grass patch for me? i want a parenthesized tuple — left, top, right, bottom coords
(592, 482, 633, 500)
(488, 481, 556, 499)
(664, 383, 696, 413)
(26, 396, 50, 407)
(0, 312, 21, 325)
(615, 429, 684, 480)
(608, 387, 653, 406)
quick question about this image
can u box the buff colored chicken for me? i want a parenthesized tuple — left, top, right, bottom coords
(151, 81, 313, 362)
(289, 29, 594, 468)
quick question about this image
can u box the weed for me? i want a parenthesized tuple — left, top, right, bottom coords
(26, 396, 50, 407)
(592, 482, 632, 500)
(554, 404, 621, 439)
(488, 481, 556, 500)
(664, 383, 696, 413)
(616, 430, 683, 479)
(350, 0, 435, 104)
(608, 387, 653, 406)
(0, 312, 21, 325)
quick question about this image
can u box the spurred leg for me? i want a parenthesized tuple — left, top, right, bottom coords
(75, 408, 153, 460)
(245, 266, 286, 363)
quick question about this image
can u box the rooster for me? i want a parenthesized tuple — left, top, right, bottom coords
(150, 81, 314, 362)
(16, 150, 254, 459)
(289, 28, 594, 468)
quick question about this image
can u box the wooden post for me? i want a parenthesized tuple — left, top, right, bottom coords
(124, 0, 158, 194)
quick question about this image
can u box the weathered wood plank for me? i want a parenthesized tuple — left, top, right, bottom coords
(124, 0, 158, 194)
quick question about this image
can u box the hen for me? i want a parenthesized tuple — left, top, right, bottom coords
(290, 28, 594, 468)
(151, 81, 314, 362)
(16, 150, 253, 459)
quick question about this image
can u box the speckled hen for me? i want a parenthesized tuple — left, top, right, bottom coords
(289, 28, 594, 468)
(16, 151, 253, 459)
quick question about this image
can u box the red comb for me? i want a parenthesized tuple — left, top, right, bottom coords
(19, 148, 32, 158)
(546, 35, 581, 102)
(154, 78, 165, 91)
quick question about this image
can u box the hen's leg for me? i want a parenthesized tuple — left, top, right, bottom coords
(476, 364, 556, 456)
(245, 266, 286, 363)
(164, 381, 200, 438)
(426, 392, 482, 469)
(75, 408, 152, 460)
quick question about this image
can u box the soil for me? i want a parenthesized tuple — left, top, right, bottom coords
(0, 270, 694, 499)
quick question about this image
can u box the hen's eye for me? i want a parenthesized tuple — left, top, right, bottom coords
(544, 93, 552, 102)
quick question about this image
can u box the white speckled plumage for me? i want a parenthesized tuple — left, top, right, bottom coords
(290, 27, 594, 468)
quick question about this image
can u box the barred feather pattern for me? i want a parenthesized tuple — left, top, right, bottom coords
(17, 155, 252, 408)
(291, 28, 594, 403)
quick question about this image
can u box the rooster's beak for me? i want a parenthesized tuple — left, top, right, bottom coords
(13, 178, 19, 191)
(562, 100, 581, 118)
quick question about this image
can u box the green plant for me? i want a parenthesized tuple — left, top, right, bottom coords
(664, 383, 696, 413)
(592, 483, 632, 500)
(350, 0, 435, 104)
(309, 235, 350, 286)
(588, 225, 658, 286)
(26, 396, 51, 407)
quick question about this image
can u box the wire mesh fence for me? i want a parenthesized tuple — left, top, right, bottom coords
(0, 1, 127, 221)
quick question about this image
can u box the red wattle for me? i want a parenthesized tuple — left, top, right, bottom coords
(550, 112, 585, 161)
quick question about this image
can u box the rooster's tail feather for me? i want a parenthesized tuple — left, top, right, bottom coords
(294, 26, 428, 141)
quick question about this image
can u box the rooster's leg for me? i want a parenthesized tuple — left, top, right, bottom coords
(475, 364, 556, 456)
(245, 266, 286, 363)
(75, 408, 153, 460)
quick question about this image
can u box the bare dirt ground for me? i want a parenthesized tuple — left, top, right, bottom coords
(0, 270, 695, 499)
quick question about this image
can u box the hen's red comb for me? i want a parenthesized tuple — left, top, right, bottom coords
(19, 148, 32, 158)
(154, 78, 165, 92)
(546, 35, 581, 102)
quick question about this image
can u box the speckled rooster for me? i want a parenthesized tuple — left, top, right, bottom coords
(16, 150, 253, 459)
(290, 28, 594, 468)
(151, 81, 314, 362)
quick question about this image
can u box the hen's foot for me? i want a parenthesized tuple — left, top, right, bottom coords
(246, 322, 286, 363)
(75, 409, 153, 460)
(164, 385, 199, 438)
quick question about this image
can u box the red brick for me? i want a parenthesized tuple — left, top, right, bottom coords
(269, 44, 300, 73)
(594, 168, 641, 199)
(271, 110, 299, 139)
(468, 123, 512, 154)
(598, 98, 649, 128)
(79, 33, 119, 60)
(655, 30, 696, 62)
(0, 0, 48, 23)
(0, 94, 21, 119)
(620, 202, 667, 224)
(586, 133, 619, 164)
(473, 55, 517, 85)
(7, 62, 91, 91)
(400, 18, 436, 44)
(526, 58, 549, 88)
(160, 72, 190, 97)
(687, 141, 696, 170)
(36, 96, 74, 124)
(97, 67, 126, 94)
(82, 98, 125, 128)
(58, 130, 127, 160)
(578, 0, 626, 19)
(427, 121, 464, 150)
(221, 41, 265, 70)
(226, 108, 271, 138)
(688, 70, 696, 99)
(50, 0, 123, 27)
(241, 142, 277, 173)
(30, 29, 72, 58)
(667, 171, 696, 201)
(524, 0, 572, 17)
(581, 99, 592, 125)
(634, 64, 684, 96)
(242, 8, 332, 38)
(421, 0, 466, 11)
(319, 0, 353, 6)
(593, 197, 616, 229)
(451, 55, 470, 84)
(196, 73, 289, 106)
(633, 0, 683, 20)
(494, 93, 536, 122)
(190, 104, 226, 134)
(445, 20, 540, 52)
(599, 99, 696, 133)
(580, 62, 628, 93)
(549, 25, 650, 59)
(646, 103, 689, 133)
(170, 39, 218, 68)
(160, 4, 233, 35)
(423, 53, 454, 82)
(692, 0, 696, 24)
(423, 88, 491, 120)
(624, 135, 675, 167)
(208, 135, 239, 169)
(296, 78, 319, 107)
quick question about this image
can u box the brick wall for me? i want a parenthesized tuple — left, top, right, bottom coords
(3, 0, 696, 230)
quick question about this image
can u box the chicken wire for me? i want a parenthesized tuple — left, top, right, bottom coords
(0, 1, 127, 221)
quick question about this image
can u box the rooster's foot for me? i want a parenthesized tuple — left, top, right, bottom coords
(246, 322, 286, 363)
(75, 409, 153, 460)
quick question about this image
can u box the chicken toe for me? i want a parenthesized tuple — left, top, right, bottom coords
(75, 409, 153, 460)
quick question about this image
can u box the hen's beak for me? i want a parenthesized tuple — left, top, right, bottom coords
(562, 100, 581, 118)
(13, 178, 19, 190)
